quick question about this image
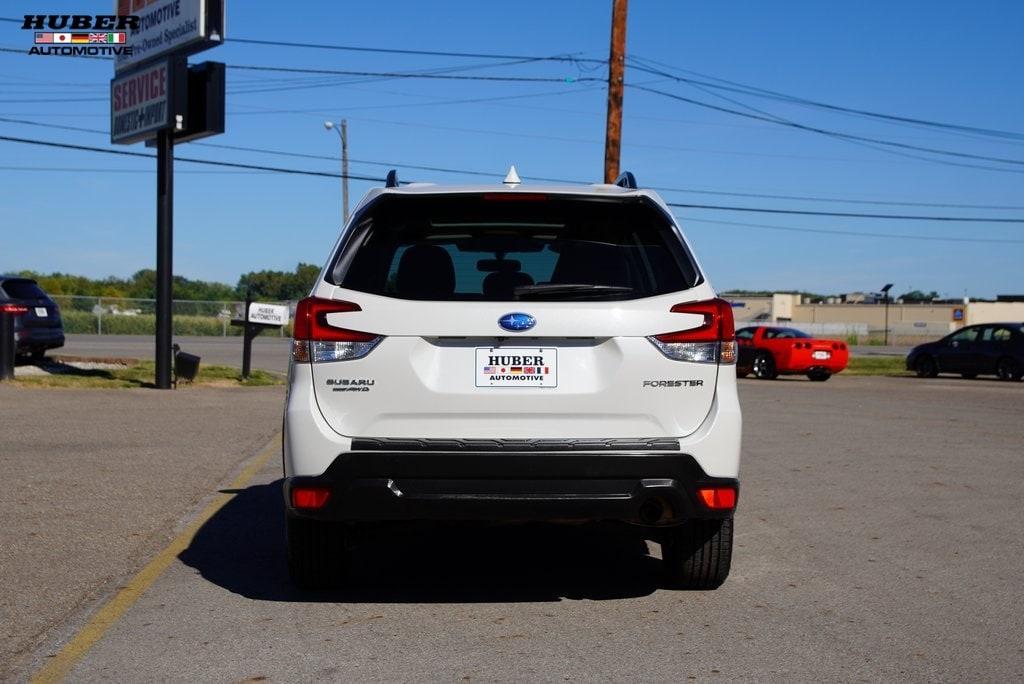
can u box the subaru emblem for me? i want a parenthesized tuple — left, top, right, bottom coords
(498, 312, 536, 332)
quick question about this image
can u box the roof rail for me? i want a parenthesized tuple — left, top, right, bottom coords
(613, 171, 637, 189)
(385, 169, 399, 188)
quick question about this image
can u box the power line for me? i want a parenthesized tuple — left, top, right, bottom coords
(0, 134, 385, 180)
(226, 37, 603, 64)
(630, 84, 1024, 170)
(651, 185, 1024, 211)
(227, 63, 598, 84)
(4, 132, 1024, 224)
(677, 216, 1024, 244)
(0, 165, 272, 174)
(627, 56, 1024, 142)
(1, 49, 578, 95)
(223, 57, 577, 96)
(0, 47, 597, 86)
(654, 72, 1024, 176)
(0, 16, 602, 62)
(0, 116, 579, 180)
(665, 201, 1024, 223)
(2, 133, 1022, 243)
(4, 132, 1019, 244)
(3, 117, 1023, 211)
(5, 39, 1020, 173)
(7, 19, 1018, 144)
(322, 114, 895, 163)
(4, 20, 1021, 146)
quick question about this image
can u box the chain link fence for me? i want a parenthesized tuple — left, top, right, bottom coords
(51, 296, 294, 336)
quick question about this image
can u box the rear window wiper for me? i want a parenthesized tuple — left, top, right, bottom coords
(513, 283, 635, 300)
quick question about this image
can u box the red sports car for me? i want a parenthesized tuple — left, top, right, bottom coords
(736, 326, 849, 381)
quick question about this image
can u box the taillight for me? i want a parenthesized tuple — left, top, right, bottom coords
(0, 304, 28, 314)
(291, 486, 331, 510)
(648, 298, 736, 364)
(291, 296, 382, 363)
(697, 486, 737, 510)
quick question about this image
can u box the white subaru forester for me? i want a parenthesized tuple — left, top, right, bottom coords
(283, 171, 742, 589)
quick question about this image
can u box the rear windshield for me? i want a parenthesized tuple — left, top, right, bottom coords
(763, 328, 811, 339)
(330, 194, 701, 301)
(1, 279, 46, 300)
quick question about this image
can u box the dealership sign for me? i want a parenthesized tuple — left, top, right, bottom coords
(114, 0, 224, 73)
(110, 58, 185, 144)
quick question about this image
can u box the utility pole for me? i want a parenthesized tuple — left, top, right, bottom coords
(341, 119, 350, 224)
(603, 0, 628, 183)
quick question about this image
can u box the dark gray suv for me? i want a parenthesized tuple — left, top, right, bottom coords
(0, 276, 65, 360)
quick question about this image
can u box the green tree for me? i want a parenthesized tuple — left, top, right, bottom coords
(236, 263, 320, 301)
(899, 290, 940, 302)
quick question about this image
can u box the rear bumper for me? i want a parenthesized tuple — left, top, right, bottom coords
(284, 451, 737, 526)
(780, 355, 848, 373)
(15, 327, 64, 352)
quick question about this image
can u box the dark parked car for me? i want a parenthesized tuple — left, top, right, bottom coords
(0, 276, 65, 361)
(906, 323, 1024, 381)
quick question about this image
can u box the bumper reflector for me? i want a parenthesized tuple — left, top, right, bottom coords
(697, 487, 737, 510)
(291, 486, 331, 510)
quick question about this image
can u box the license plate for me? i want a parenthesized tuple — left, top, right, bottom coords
(35, 307, 48, 317)
(476, 347, 557, 387)
(812, 350, 831, 360)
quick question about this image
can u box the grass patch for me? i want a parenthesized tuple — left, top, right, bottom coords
(843, 356, 912, 377)
(14, 360, 283, 389)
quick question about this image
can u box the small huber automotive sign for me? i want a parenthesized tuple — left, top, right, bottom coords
(247, 303, 289, 327)
(111, 58, 184, 144)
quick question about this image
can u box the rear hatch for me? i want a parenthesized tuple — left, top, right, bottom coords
(303, 192, 727, 440)
(1, 279, 60, 329)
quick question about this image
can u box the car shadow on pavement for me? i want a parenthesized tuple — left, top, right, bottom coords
(179, 480, 664, 603)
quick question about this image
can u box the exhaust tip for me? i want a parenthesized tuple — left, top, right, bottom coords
(638, 497, 665, 524)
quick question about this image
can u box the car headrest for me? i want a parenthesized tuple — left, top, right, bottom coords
(483, 271, 534, 300)
(395, 244, 456, 299)
(550, 242, 632, 288)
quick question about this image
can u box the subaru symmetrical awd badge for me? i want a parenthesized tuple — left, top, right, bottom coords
(498, 312, 536, 332)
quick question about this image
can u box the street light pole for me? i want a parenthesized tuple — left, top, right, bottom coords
(324, 119, 350, 225)
(340, 120, 349, 225)
(881, 283, 893, 346)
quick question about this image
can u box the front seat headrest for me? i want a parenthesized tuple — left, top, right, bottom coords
(395, 244, 456, 299)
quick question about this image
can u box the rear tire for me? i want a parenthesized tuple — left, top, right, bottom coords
(914, 355, 938, 378)
(752, 351, 778, 380)
(287, 516, 348, 590)
(996, 356, 1023, 382)
(30, 349, 45, 363)
(807, 370, 831, 382)
(662, 518, 733, 590)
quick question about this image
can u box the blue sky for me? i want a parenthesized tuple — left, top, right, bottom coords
(1, 0, 1021, 297)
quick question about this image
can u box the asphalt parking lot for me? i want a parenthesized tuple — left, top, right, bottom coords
(3, 375, 1022, 681)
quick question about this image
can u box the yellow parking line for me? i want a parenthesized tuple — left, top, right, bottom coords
(31, 434, 282, 684)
